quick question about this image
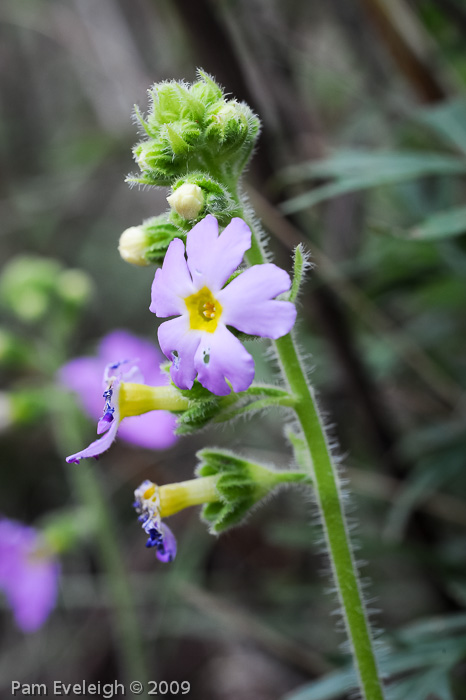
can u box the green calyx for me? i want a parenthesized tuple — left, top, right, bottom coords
(196, 448, 310, 533)
(174, 381, 296, 435)
(140, 215, 183, 265)
(127, 69, 261, 187)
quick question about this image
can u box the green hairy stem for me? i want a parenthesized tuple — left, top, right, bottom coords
(234, 195, 385, 700)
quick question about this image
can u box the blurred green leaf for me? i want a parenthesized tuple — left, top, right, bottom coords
(279, 151, 466, 214)
(284, 622, 466, 700)
(409, 205, 466, 241)
(415, 99, 466, 156)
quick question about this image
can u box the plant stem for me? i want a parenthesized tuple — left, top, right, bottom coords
(235, 195, 385, 699)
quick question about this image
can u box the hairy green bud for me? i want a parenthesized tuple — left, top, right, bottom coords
(128, 69, 261, 188)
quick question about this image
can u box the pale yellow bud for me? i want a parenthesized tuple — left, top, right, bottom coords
(167, 183, 204, 220)
(118, 226, 150, 266)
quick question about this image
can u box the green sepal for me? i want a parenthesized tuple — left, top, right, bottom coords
(142, 215, 184, 265)
(213, 384, 296, 423)
(196, 449, 310, 533)
(174, 381, 222, 434)
(174, 382, 295, 435)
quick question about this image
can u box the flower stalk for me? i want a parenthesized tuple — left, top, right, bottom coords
(236, 201, 385, 700)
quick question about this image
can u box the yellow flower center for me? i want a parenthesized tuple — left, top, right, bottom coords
(185, 286, 222, 332)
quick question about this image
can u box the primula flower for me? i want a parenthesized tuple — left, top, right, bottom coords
(133, 480, 177, 563)
(60, 331, 183, 463)
(150, 215, 296, 395)
(0, 518, 59, 632)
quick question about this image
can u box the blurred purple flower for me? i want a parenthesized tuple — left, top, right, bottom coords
(150, 215, 297, 396)
(60, 330, 178, 459)
(133, 480, 177, 563)
(0, 518, 59, 633)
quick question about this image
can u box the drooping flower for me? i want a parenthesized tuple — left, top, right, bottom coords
(150, 215, 297, 396)
(133, 480, 177, 563)
(0, 518, 59, 633)
(60, 331, 188, 463)
(61, 331, 189, 464)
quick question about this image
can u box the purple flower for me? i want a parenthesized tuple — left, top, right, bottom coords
(60, 331, 178, 463)
(133, 481, 177, 563)
(0, 518, 59, 633)
(150, 215, 297, 396)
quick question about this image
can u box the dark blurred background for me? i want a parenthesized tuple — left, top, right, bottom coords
(1, 1, 466, 698)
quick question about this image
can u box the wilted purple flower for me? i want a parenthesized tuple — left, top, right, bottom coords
(133, 480, 177, 563)
(151, 215, 296, 396)
(60, 331, 178, 462)
(0, 518, 59, 632)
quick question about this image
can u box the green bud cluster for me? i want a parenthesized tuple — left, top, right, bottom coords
(128, 70, 261, 187)
(196, 449, 309, 533)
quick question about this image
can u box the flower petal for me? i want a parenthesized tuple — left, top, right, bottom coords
(155, 522, 177, 563)
(119, 411, 177, 450)
(59, 357, 103, 418)
(0, 520, 59, 633)
(194, 324, 255, 395)
(158, 316, 201, 390)
(99, 330, 168, 386)
(219, 264, 296, 338)
(150, 238, 194, 317)
(66, 412, 120, 464)
(187, 216, 251, 291)
(10, 558, 60, 633)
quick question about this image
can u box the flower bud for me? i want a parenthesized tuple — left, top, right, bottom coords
(167, 183, 204, 220)
(119, 216, 182, 266)
(167, 174, 240, 231)
(118, 226, 151, 266)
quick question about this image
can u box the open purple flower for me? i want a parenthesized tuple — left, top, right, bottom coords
(150, 215, 297, 396)
(60, 331, 181, 463)
(0, 518, 59, 632)
(133, 480, 177, 563)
